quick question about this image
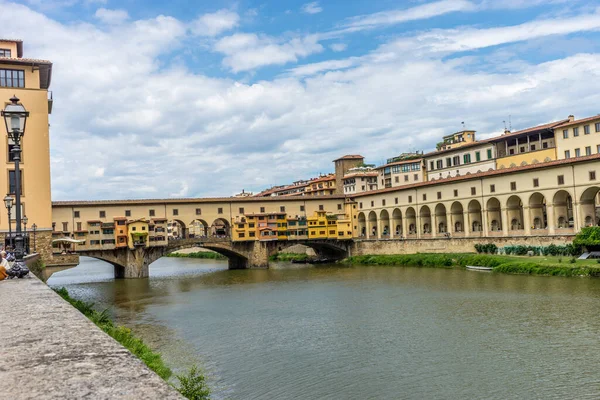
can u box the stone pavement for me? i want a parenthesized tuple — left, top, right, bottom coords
(0, 274, 183, 399)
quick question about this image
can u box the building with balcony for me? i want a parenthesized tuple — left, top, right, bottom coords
(376, 157, 424, 188)
(127, 219, 149, 248)
(304, 174, 336, 196)
(342, 167, 378, 194)
(437, 130, 476, 151)
(425, 135, 495, 181)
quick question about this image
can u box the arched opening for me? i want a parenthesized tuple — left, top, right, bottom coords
(420, 205, 432, 235)
(379, 209, 390, 238)
(368, 211, 378, 238)
(392, 208, 402, 237)
(188, 219, 209, 238)
(434, 204, 447, 236)
(211, 218, 230, 238)
(553, 190, 574, 230)
(468, 200, 483, 233)
(168, 219, 187, 240)
(580, 187, 600, 227)
(358, 212, 367, 238)
(406, 207, 417, 236)
(450, 201, 464, 234)
(507, 195, 524, 231)
(528, 192, 547, 231)
(486, 198, 502, 232)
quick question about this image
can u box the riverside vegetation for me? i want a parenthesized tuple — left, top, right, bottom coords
(166, 251, 226, 260)
(55, 288, 210, 400)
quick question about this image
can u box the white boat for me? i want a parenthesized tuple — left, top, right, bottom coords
(466, 265, 493, 271)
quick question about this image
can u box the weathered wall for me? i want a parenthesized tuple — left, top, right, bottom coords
(352, 235, 575, 255)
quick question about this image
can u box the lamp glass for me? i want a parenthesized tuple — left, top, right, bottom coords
(4, 195, 13, 209)
(23, 215, 28, 225)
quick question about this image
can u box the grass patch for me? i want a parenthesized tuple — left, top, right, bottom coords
(167, 251, 226, 260)
(54, 288, 210, 399)
(269, 253, 309, 262)
(342, 253, 600, 277)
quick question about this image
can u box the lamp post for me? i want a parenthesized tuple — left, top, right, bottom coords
(31, 223, 37, 253)
(4, 195, 13, 249)
(2, 96, 29, 278)
(23, 215, 28, 254)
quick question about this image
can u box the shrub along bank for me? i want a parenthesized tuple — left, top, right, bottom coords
(342, 254, 600, 277)
(166, 251, 226, 260)
(54, 288, 210, 400)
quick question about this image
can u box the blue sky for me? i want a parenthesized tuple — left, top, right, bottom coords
(2, 0, 600, 200)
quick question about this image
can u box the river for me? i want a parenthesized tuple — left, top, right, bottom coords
(48, 257, 600, 400)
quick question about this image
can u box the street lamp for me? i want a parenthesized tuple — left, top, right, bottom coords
(2, 96, 29, 278)
(23, 215, 28, 254)
(31, 223, 37, 253)
(4, 194, 13, 249)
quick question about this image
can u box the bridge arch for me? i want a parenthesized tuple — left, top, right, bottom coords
(467, 200, 483, 232)
(188, 219, 209, 238)
(168, 219, 187, 239)
(580, 186, 600, 226)
(210, 218, 231, 237)
(450, 201, 464, 233)
(553, 190, 573, 228)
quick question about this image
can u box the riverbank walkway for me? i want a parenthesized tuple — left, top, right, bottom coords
(0, 274, 182, 399)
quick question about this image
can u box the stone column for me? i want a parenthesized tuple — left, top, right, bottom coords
(574, 202, 583, 232)
(502, 208, 510, 236)
(402, 215, 408, 240)
(416, 214, 421, 239)
(547, 204, 556, 235)
(463, 211, 471, 236)
(481, 208, 489, 238)
(523, 206, 531, 235)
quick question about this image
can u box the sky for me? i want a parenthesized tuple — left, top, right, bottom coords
(1, 0, 600, 200)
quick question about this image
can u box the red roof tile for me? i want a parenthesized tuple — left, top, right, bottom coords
(554, 115, 600, 129)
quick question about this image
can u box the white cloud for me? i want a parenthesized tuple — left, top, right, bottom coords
(330, 43, 347, 52)
(215, 33, 324, 72)
(301, 2, 322, 14)
(2, 1, 600, 202)
(190, 9, 239, 36)
(94, 8, 129, 24)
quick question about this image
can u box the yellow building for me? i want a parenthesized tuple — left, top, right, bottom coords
(305, 174, 337, 196)
(0, 39, 53, 254)
(554, 115, 600, 160)
(127, 219, 149, 249)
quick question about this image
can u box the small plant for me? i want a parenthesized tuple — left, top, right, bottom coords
(569, 258, 577, 264)
(558, 257, 562, 263)
(174, 365, 210, 400)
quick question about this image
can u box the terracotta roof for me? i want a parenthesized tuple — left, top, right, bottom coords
(423, 140, 492, 158)
(375, 158, 423, 169)
(493, 119, 569, 139)
(333, 154, 364, 161)
(0, 56, 52, 89)
(53, 194, 346, 207)
(306, 174, 336, 185)
(554, 115, 600, 129)
(352, 153, 600, 198)
(343, 171, 378, 178)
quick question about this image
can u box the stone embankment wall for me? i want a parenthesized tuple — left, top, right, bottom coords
(0, 274, 182, 399)
(352, 235, 576, 256)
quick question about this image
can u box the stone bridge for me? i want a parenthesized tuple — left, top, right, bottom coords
(77, 238, 353, 278)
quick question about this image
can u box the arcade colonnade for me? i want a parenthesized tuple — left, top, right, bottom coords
(357, 187, 600, 240)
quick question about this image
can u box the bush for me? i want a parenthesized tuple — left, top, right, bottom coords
(175, 365, 210, 400)
(474, 243, 497, 254)
(573, 226, 600, 248)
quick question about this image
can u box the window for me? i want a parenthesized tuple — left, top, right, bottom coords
(359, 202, 363, 209)
(437, 192, 442, 200)
(125, 210, 131, 217)
(598, 145, 600, 154)
(510, 182, 517, 191)
(487, 149, 493, 159)
(260, 207, 265, 213)
(300, 205, 305, 212)
(280, 206, 285, 212)
(542, 142, 548, 149)
(149, 209, 155, 217)
(475, 152, 481, 162)
(195, 208, 201, 215)
(8, 169, 23, 195)
(52, 222, 56, 231)
(408, 196, 412, 203)
(74, 211, 80, 218)
(509, 149, 515, 155)
(0, 49, 11, 57)
(218, 207, 223, 214)
(533, 178, 539, 187)
(454, 189, 458, 197)
(557, 175, 565, 185)
(446, 158, 452, 168)
(590, 171, 596, 181)
(430, 161, 435, 170)
(586, 146, 592, 156)
(239, 233, 245, 238)
(337, 204, 342, 210)
(490, 184, 495, 193)
(249, 232, 256, 237)
(584, 125, 590, 135)
(100, 211, 106, 218)
(563, 130, 569, 139)
(596, 123, 600, 132)
(519, 146, 525, 153)
(453, 156, 460, 166)
(142, 226, 146, 231)
(62, 222, 68, 232)
(395, 197, 398, 204)
(422, 194, 427, 201)
(173, 209, 178, 216)
(573, 127, 579, 137)
(131, 227, 136, 231)
(239, 207, 245, 214)
(575, 148, 581, 157)
(470, 187, 476, 196)
(436, 160, 443, 169)
(464, 154, 471, 164)
(370, 201, 374, 207)
(0, 69, 25, 88)
(382, 199, 386, 206)
(530, 144, 536, 151)
(395, 176, 399, 183)
(564, 150, 571, 159)
(404, 175, 409, 182)
(77, 222, 82, 231)
(414, 174, 418, 181)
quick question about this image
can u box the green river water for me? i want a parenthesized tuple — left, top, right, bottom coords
(48, 257, 600, 399)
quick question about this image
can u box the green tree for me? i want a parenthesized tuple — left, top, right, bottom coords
(175, 365, 210, 400)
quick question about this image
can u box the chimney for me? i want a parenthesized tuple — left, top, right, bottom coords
(568, 115, 575, 122)
(503, 129, 510, 135)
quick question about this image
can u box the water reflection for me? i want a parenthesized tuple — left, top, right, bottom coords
(48, 257, 600, 400)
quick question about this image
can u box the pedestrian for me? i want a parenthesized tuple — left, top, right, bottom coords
(0, 251, 9, 281)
